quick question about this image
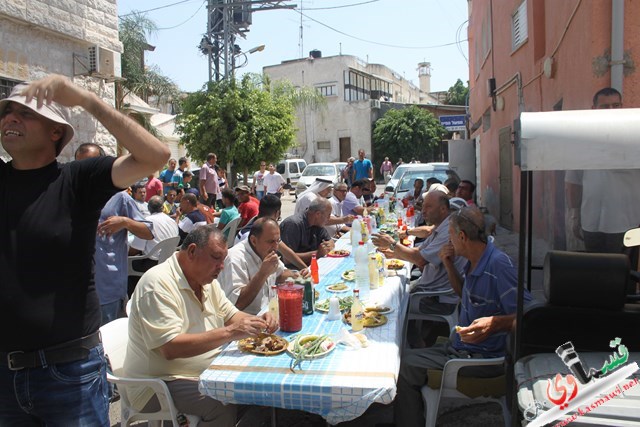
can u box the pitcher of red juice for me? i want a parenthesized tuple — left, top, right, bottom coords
(277, 284, 303, 332)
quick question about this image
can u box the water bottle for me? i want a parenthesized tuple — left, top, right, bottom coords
(355, 241, 370, 300)
(351, 217, 362, 254)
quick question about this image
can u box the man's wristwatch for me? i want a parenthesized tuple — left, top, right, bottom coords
(389, 242, 397, 251)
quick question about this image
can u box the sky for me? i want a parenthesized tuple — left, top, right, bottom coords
(117, 0, 469, 94)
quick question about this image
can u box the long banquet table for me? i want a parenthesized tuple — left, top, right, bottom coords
(198, 238, 410, 424)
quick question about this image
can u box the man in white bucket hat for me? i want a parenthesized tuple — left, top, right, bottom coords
(0, 74, 170, 425)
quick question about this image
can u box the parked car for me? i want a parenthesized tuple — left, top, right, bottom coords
(276, 158, 307, 189)
(385, 163, 429, 195)
(392, 166, 451, 200)
(295, 162, 342, 196)
(334, 162, 347, 182)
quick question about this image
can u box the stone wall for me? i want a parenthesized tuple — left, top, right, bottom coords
(0, 0, 122, 161)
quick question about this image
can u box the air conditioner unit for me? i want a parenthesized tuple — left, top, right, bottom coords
(88, 45, 122, 79)
(370, 99, 381, 109)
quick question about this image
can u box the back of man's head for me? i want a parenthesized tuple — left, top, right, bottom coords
(450, 206, 487, 243)
(183, 193, 198, 207)
(351, 179, 366, 190)
(148, 196, 164, 214)
(258, 194, 282, 218)
(207, 153, 217, 161)
(74, 142, 105, 160)
(308, 197, 331, 214)
(180, 224, 224, 250)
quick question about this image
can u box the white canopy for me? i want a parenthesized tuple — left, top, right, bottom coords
(518, 108, 640, 171)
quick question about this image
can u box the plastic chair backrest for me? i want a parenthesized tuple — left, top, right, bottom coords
(149, 236, 181, 264)
(222, 216, 242, 248)
(99, 317, 129, 376)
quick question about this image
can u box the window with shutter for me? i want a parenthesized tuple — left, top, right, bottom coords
(512, 0, 528, 51)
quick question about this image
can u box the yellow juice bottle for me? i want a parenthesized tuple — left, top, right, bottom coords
(351, 289, 364, 332)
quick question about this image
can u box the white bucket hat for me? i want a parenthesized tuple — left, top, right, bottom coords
(0, 83, 75, 155)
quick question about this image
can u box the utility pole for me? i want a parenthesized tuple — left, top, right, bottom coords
(200, 0, 296, 82)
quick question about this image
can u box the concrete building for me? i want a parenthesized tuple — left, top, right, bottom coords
(264, 52, 440, 165)
(0, 0, 122, 162)
(468, 0, 640, 249)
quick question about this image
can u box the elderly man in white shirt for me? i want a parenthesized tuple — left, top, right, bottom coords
(325, 182, 353, 237)
(219, 217, 301, 314)
(295, 178, 333, 215)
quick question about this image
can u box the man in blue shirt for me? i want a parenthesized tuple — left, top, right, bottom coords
(351, 149, 373, 181)
(75, 143, 154, 325)
(395, 206, 532, 427)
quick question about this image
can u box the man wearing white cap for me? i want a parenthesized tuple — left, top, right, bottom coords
(0, 75, 170, 425)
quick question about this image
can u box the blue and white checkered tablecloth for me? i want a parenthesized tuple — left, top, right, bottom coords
(199, 239, 410, 424)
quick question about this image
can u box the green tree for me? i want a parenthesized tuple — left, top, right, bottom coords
(119, 12, 179, 108)
(372, 105, 446, 164)
(176, 74, 300, 182)
(444, 79, 469, 106)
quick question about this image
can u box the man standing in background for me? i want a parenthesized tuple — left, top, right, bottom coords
(380, 156, 394, 184)
(352, 149, 373, 182)
(200, 152, 220, 208)
(252, 161, 267, 200)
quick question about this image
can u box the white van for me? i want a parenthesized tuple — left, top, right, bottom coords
(276, 158, 307, 189)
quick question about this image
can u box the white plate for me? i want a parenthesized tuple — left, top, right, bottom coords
(327, 284, 351, 293)
(287, 335, 336, 359)
(341, 270, 355, 281)
(365, 305, 394, 315)
(315, 299, 330, 312)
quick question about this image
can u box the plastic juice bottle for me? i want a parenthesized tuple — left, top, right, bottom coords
(268, 285, 279, 319)
(406, 205, 415, 228)
(310, 253, 319, 284)
(350, 289, 364, 332)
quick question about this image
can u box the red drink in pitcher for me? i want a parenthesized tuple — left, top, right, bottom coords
(277, 284, 303, 332)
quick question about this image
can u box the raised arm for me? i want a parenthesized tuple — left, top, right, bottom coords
(22, 75, 170, 188)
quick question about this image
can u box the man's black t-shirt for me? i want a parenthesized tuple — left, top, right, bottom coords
(0, 157, 119, 351)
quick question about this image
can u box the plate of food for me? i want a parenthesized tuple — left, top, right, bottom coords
(315, 288, 319, 300)
(326, 282, 350, 293)
(386, 259, 405, 270)
(287, 335, 336, 360)
(315, 295, 354, 312)
(343, 310, 388, 327)
(327, 249, 350, 258)
(237, 334, 288, 356)
(341, 269, 356, 281)
(365, 304, 393, 315)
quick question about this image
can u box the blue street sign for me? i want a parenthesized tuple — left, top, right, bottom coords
(439, 115, 466, 131)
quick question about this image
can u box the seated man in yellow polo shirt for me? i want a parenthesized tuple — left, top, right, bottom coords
(124, 225, 277, 427)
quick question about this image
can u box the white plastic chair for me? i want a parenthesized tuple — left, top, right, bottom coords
(221, 216, 242, 248)
(401, 289, 459, 350)
(420, 355, 508, 427)
(127, 236, 180, 278)
(100, 318, 199, 427)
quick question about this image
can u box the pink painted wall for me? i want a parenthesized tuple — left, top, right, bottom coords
(468, 0, 640, 248)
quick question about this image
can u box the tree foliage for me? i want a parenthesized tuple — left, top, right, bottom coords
(444, 79, 469, 106)
(118, 12, 179, 107)
(372, 105, 446, 163)
(176, 74, 299, 175)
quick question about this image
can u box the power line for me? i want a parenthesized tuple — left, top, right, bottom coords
(297, 9, 468, 49)
(118, 0, 200, 19)
(302, 0, 382, 11)
(157, 1, 206, 30)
